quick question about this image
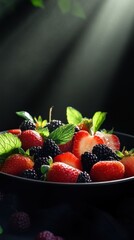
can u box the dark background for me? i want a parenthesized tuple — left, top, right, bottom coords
(0, 0, 134, 135)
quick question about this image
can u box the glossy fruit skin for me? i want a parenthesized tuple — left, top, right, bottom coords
(120, 156, 134, 177)
(90, 160, 125, 182)
(7, 129, 22, 136)
(95, 131, 120, 151)
(19, 130, 44, 151)
(47, 162, 82, 183)
(1, 154, 34, 175)
(58, 139, 73, 153)
(53, 152, 82, 170)
(72, 130, 104, 159)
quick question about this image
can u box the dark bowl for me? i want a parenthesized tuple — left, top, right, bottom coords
(0, 131, 134, 211)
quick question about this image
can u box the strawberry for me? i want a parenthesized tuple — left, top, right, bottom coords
(53, 152, 82, 170)
(1, 154, 34, 175)
(7, 129, 22, 136)
(58, 139, 73, 152)
(120, 155, 134, 177)
(46, 162, 90, 183)
(72, 130, 104, 159)
(95, 131, 120, 151)
(90, 160, 125, 182)
(19, 130, 44, 151)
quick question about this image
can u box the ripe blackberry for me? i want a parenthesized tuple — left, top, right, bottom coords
(81, 152, 99, 173)
(77, 171, 91, 183)
(29, 146, 44, 160)
(43, 139, 61, 158)
(19, 119, 36, 131)
(20, 169, 38, 180)
(34, 156, 51, 179)
(46, 120, 64, 133)
(9, 211, 31, 233)
(92, 144, 119, 160)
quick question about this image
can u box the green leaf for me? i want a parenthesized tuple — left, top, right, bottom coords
(49, 124, 75, 144)
(37, 127, 49, 138)
(57, 0, 71, 13)
(71, 1, 86, 19)
(92, 111, 107, 134)
(30, 0, 44, 8)
(0, 133, 22, 162)
(16, 111, 34, 122)
(0, 225, 3, 235)
(66, 106, 83, 125)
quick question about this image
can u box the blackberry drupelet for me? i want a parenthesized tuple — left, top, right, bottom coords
(92, 144, 119, 160)
(77, 171, 91, 183)
(81, 152, 99, 173)
(29, 146, 44, 160)
(43, 138, 61, 158)
(46, 120, 64, 133)
(34, 156, 51, 179)
(19, 119, 36, 131)
(20, 169, 37, 180)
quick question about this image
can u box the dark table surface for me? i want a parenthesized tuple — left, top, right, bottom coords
(0, 190, 134, 240)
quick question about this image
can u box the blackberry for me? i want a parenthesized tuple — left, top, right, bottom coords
(34, 156, 51, 179)
(29, 146, 44, 160)
(81, 152, 99, 173)
(77, 171, 91, 183)
(19, 119, 36, 131)
(92, 144, 119, 160)
(36, 230, 55, 240)
(20, 169, 37, 180)
(46, 120, 64, 133)
(43, 138, 61, 158)
(9, 211, 31, 233)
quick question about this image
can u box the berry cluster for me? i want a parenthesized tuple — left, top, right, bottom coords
(0, 106, 133, 183)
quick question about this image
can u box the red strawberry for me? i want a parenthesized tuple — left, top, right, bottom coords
(1, 154, 34, 175)
(19, 130, 44, 150)
(90, 160, 125, 182)
(53, 152, 82, 170)
(72, 130, 104, 159)
(46, 162, 90, 183)
(7, 129, 22, 136)
(120, 155, 134, 177)
(95, 131, 120, 151)
(58, 139, 73, 152)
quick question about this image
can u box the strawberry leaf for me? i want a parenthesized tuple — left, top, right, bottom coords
(49, 124, 75, 144)
(0, 133, 22, 163)
(16, 111, 34, 122)
(66, 106, 83, 125)
(92, 111, 107, 134)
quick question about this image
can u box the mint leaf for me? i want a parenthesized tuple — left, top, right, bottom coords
(0, 225, 3, 235)
(49, 124, 75, 144)
(0, 132, 21, 156)
(16, 111, 34, 122)
(30, 0, 44, 8)
(92, 111, 107, 133)
(66, 106, 83, 125)
(71, 1, 86, 19)
(57, 0, 71, 13)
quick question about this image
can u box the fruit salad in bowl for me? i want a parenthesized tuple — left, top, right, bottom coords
(0, 106, 133, 184)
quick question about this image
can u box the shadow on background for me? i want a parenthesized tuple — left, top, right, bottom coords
(0, 0, 134, 135)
